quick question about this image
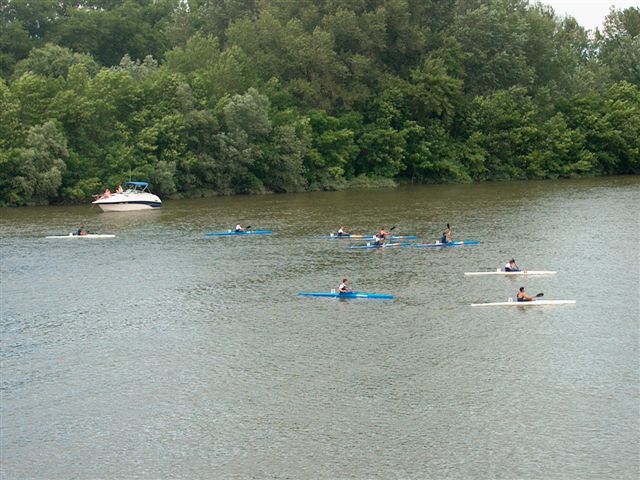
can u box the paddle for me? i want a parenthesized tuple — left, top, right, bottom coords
(535, 293, 544, 297)
(245, 225, 252, 230)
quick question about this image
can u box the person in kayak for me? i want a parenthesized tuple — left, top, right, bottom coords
(337, 226, 350, 237)
(338, 278, 351, 293)
(375, 228, 390, 245)
(76, 225, 87, 236)
(234, 224, 245, 232)
(505, 259, 520, 272)
(516, 287, 534, 302)
(440, 223, 452, 243)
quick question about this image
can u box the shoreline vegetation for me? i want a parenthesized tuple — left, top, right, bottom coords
(1, 0, 639, 207)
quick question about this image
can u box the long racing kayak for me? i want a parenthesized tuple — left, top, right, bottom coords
(318, 234, 417, 240)
(414, 240, 480, 248)
(349, 235, 417, 241)
(465, 270, 556, 276)
(46, 234, 115, 239)
(206, 230, 272, 236)
(298, 291, 395, 300)
(471, 299, 576, 307)
(349, 242, 413, 250)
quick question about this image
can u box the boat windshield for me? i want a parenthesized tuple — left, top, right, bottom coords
(124, 182, 150, 193)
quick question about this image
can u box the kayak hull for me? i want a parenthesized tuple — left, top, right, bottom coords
(465, 270, 557, 276)
(471, 300, 576, 307)
(414, 240, 480, 248)
(46, 234, 115, 239)
(321, 234, 417, 240)
(349, 242, 413, 250)
(298, 291, 394, 300)
(206, 230, 272, 236)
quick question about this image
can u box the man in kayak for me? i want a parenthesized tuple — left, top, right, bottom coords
(337, 226, 350, 237)
(374, 228, 390, 245)
(338, 278, 351, 293)
(505, 259, 520, 272)
(440, 224, 452, 243)
(516, 287, 534, 302)
(76, 225, 87, 236)
(234, 224, 245, 232)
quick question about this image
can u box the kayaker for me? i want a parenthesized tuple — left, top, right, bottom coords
(516, 287, 534, 302)
(234, 224, 245, 232)
(375, 228, 390, 245)
(505, 259, 520, 272)
(440, 223, 452, 243)
(338, 278, 351, 293)
(337, 226, 349, 236)
(76, 225, 87, 236)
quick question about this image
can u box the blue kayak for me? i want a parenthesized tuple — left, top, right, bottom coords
(298, 291, 395, 300)
(349, 242, 414, 250)
(413, 240, 480, 248)
(206, 230, 272, 236)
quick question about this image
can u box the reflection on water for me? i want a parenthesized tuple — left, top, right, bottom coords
(1, 176, 639, 479)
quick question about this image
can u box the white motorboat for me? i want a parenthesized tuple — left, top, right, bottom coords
(465, 269, 557, 276)
(92, 182, 161, 212)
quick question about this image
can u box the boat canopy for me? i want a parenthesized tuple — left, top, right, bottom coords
(124, 181, 149, 188)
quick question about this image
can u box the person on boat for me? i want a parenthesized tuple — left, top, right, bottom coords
(375, 228, 390, 245)
(234, 224, 245, 232)
(338, 278, 351, 293)
(516, 287, 534, 302)
(115, 184, 123, 194)
(505, 259, 520, 272)
(76, 225, 87, 236)
(337, 226, 349, 237)
(440, 223, 452, 243)
(102, 188, 111, 198)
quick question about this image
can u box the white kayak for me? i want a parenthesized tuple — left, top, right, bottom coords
(46, 234, 115, 239)
(465, 270, 557, 276)
(471, 299, 576, 307)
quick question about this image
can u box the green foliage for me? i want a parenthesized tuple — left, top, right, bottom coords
(12, 43, 99, 80)
(0, 0, 638, 206)
(1, 121, 68, 205)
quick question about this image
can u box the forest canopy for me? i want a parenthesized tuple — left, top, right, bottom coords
(1, 0, 638, 205)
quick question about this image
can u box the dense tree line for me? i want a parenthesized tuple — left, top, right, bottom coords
(0, 0, 638, 205)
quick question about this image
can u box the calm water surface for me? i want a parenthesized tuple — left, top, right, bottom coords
(1, 177, 639, 479)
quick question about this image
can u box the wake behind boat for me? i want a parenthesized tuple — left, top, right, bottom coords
(465, 269, 557, 276)
(92, 182, 161, 212)
(206, 230, 272, 237)
(471, 299, 576, 307)
(298, 291, 394, 300)
(46, 233, 115, 239)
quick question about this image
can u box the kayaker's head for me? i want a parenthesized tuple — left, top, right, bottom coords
(342, 278, 348, 283)
(519, 287, 525, 292)
(447, 223, 450, 228)
(510, 258, 515, 263)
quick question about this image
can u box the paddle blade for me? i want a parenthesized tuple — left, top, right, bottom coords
(245, 225, 252, 230)
(390, 226, 397, 231)
(536, 292, 544, 297)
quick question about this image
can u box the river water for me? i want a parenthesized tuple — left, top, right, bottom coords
(1, 176, 639, 479)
